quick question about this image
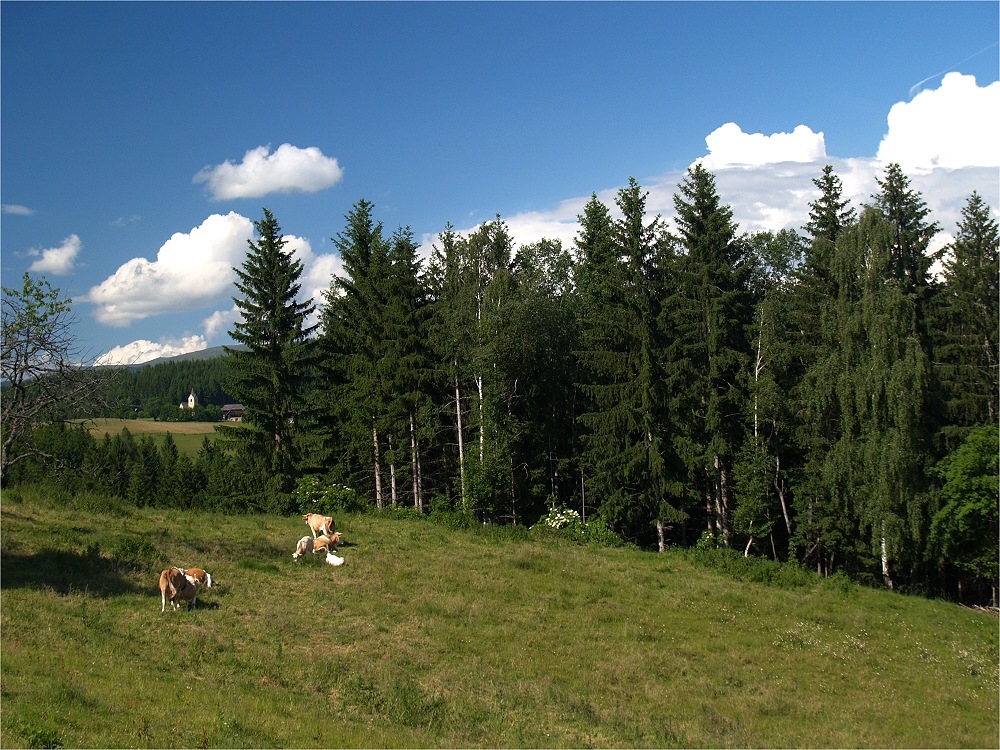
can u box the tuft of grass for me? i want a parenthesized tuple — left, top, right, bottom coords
(2, 486, 997, 748)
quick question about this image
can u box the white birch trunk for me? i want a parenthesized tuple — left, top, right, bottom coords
(881, 529, 893, 590)
(410, 412, 422, 511)
(388, 434, 397, 506)
(372, 421, 383, 509)
(476, 373, 484, 463)
(455, 375, 466, 509)
(775, 454, 792, 538)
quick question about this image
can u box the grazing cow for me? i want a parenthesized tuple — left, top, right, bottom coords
(325, 551, 346, 567)
(302, 513, 335, 538)
(181, 567, 213, 588)
(292, 535, 314, 560)
(159, 567, 200, 612)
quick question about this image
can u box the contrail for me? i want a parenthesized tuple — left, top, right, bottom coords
(908, 41, 999, 99)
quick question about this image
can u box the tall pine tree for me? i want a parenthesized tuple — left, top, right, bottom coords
(669, 164, 750, 546)
(934, 191, 999, 442)
(223, 208, 317, 509)
(790, 165, 856, 574)
(319, 199, 392, 506)
(576, 179, 677, 544)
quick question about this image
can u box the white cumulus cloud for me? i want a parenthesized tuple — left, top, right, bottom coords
(203, 306, 239, 341)
(484, 74, 998, 248)
(94, 335, 208, 367)
(877, 72, 1000, 172)
(26, 234, 82, 275)
(86, 212, 254, 327)
(193, 143, 344, 200)
(697, 122, 827, 170)
(2, 204, 35, 215)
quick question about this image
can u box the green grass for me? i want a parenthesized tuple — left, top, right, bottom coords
(2, 485, 997, 749)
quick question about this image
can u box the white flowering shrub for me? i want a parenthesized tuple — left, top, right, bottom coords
(293, 476, 366, 515)
(538, 505, 583, 531)
(530, 505, 625, 547)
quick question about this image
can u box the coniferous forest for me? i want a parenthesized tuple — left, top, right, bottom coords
(4, 163, 998, 604)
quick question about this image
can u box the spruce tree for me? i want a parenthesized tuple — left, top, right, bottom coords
(789, 165, 856, 574)
(872, 163, 939, 294)
(572, 194, 621, 521)
(382, 226, 434, 509)
(669, 165, 750, 546)
(320, 199, 391, 506)
(935, 192, 999, 442)
(576, 179, 677, 544)
(804, 164, 856, 254)
(426, 225, 475, 509)
(223, 208, 317, 507)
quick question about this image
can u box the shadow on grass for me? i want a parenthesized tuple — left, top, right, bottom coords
(0, 546, 142, 597)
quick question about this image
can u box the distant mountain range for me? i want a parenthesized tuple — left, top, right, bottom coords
(126, 344, 246, 370)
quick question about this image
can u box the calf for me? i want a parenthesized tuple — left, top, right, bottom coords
(302, 513, 335, 538)
(159, 567, 200, 612)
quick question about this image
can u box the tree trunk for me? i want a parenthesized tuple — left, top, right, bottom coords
(656, 520, 666, 553)
(476, 373, 485, 462)
(714, 454, 731, 546)
(455, 375, 466, 509)
(775, 454, 792, 539)
(881, 530, 893, 590)
(372, 421, 384, 509)
(410, 411, 422, 512)
(388, 434, 397, 506)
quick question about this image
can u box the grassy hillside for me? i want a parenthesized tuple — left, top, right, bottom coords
(1, 486, 997, 749)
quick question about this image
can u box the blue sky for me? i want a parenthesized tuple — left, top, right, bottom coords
(2, 1, 998, 365)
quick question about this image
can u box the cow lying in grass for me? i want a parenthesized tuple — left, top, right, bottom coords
(292, 535, 314, 559)
(302, 513, 335, 538)
(159, 567, 200, 612)
(293, 534, 345, 561)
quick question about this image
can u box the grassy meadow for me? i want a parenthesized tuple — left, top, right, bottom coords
(76, 418, 231, 456)
(1, 485, 997, 749)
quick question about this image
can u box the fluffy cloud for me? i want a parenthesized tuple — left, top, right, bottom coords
(26, 234, 81, 275)
(193, 144, 344, 200)
(698, 123, 827, 170)
(481, 74, 998, 250)
(2, 204, 35, 215)
(203, 306, 239, 340)
(86, 212, 254, 326)
(94, 335, 208, 367)
(877, 73, 1000, 172)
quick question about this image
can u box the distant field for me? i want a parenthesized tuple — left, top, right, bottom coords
(77, 418, 234, 456)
